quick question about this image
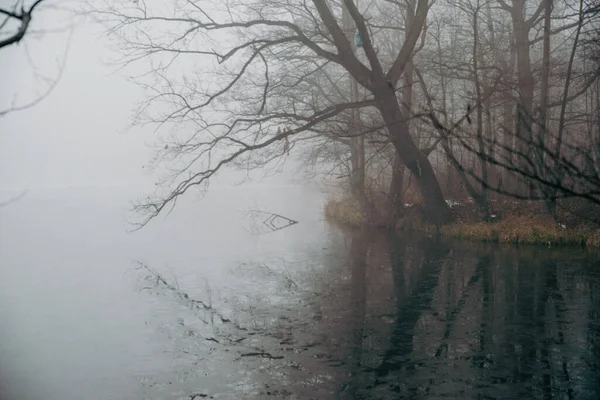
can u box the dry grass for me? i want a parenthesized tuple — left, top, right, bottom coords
(325, 197, 600, 247)
(324, 196, 365, 228)
(426, 216, 600, 247)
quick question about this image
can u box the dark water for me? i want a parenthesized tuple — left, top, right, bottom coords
(218, 231, 600, 400)
(303, 233, 600, 400)
(1, 187, 600, 399)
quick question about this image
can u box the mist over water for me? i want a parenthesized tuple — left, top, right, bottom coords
(1, 186, 600, 399)
(0, 185, 327, 399)
(2, 0, 600, 398)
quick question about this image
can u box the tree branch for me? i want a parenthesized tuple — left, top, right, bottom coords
(343, 0, 383, 75)
(385, 0, 429, 85)
(312, 0, 374, 89)
(0, 0, 45, 49)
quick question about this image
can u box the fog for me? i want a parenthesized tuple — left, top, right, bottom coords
(1, 5, 327, 399)
(0, 6, 298, 193)
(1, 13, 143, 189)
(2, 1, 600, 399)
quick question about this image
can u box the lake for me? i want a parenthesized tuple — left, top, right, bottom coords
(1, 186, 599, 399)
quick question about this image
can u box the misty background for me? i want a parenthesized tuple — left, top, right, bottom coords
(0, 3, 306, 195)
(0, 4, 327, 399)
(3, 1, 600, 399)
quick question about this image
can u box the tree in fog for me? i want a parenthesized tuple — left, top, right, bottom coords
(92, 0, 453, 226)
(0, 0, 45, 49)
(1, 0, 70, 116)
(418, 0, 600, 220)
(92, 0, 600, 227)
(0, 0, 67, 208)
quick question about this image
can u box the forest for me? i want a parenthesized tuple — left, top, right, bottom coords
(84, 0, 600, 244)
(3, 2, 600, 399)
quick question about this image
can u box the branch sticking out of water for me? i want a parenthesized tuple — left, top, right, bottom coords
(134, 261, 244, 331)
(260, 263, 299, 291)
(240, 352, 284, 360)
(0, 189, 28, 208)
(133, 260, 287, 362)
(242, 208, 299, 235)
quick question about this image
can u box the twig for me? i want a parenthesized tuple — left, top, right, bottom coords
(0, 189, 28, 207)
(134, 261, 245, 330)
(240, 352, 284, 360)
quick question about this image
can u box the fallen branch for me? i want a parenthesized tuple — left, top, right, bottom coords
(260, 262, 300, 290)
(242, 208, 299, 235)
(134, 261, 245, 331)
(0, 189, 28, 207)
(240, 351, 284, 360)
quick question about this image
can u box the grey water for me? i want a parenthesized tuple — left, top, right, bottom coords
(1, 186, 599, 399)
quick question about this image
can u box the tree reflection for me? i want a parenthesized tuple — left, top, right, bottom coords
(133, 231, 600, 399)
(328, 233, 600, 399)
(376, 237, 450, 380)
(345, 229, 368, 398)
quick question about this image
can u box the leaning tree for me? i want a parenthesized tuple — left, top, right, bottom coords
(91, 0, 451, 226)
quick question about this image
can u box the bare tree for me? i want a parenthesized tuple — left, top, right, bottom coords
(0, 0, 45, 49)
(88, 0, 600, 227)
(0, 0, 71, 208)
(91, 0, 451, 227)
(0, 0, 71, 117)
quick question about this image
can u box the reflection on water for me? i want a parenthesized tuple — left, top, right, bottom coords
(130, 229, 600, 399)
(312, 232, 600, 399)
(2, 188, 600, 399)
(329, 233, 600, 400)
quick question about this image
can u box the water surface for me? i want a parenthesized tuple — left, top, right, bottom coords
(1, 187, 599, 399)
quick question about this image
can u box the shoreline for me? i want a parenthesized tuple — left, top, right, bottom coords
(324, 197, 600, 248)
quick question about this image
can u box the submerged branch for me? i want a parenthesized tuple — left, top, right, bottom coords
(0, 189, 29, 207)
(134, 261, 243, 331)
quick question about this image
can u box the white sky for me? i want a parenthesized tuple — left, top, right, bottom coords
(0, 1, 305, 194)
(0, 2, 152, 190)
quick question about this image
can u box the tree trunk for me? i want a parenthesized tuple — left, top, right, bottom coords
(342, 3, 366, 210)
(539, 0, 555, 216)
(488, 4, 516, 196)
(403, 0, 416, 144)
(512, 2, 536, 196)
(472, 2, 489, 215)
(501, 94, 515, 194)
(349, 77, 366, 208)
(332, 0, 448, 224)
(594, 81, 600, 177)
(498, 30, 517, 195)
(389, 154, 405, 226)
(376, 87, 450, 225)
(550, 0, 585, 215)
